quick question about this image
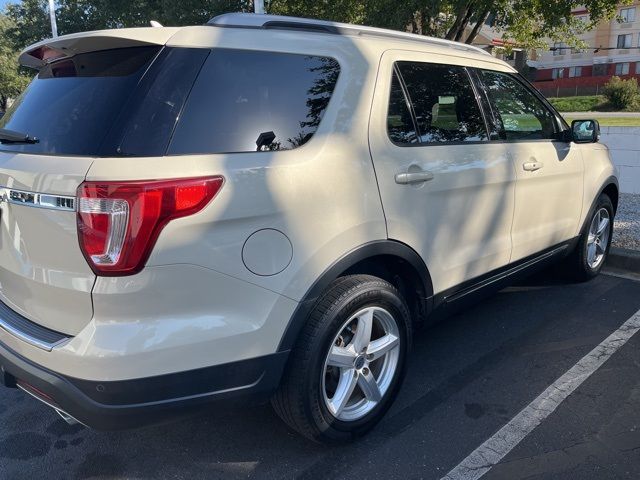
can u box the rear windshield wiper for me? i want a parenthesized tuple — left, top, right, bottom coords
(0, 128, 39, 145)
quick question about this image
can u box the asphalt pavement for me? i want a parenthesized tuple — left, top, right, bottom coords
(1, 269, 640, 480)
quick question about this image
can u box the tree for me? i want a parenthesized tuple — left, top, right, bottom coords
(0, 15, 31, 111)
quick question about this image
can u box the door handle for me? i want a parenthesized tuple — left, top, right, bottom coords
(394, 170, 435, 185)
(523, 161, 543, 172)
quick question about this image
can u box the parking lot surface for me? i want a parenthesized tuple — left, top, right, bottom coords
(1, 271, 640, 480)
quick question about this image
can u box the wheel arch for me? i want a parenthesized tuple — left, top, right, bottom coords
(580, 176, 619, 236)
(277, 240, 433, 352)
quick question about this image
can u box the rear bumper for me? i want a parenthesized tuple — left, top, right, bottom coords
(0, 340, 288, 430)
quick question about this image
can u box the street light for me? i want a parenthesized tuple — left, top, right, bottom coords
(48, 0, 58, 37)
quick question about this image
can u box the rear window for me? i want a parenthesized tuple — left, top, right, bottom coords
(168, 50, 340, 155)
(0, 47, 160, 156)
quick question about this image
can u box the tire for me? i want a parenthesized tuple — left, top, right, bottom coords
(566, 193, 614, 281)
(271, 275, 411, 443)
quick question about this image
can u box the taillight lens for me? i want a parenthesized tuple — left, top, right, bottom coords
(77, 177, 224, 276)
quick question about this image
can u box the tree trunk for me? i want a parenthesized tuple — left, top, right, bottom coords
(445, 2, 474, 40)
(465, 8, 491, 44)
(454, 6, 475, 42)
(0, 95, 7, 112)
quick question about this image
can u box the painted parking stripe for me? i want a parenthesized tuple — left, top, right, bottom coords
(442, 307, 640, 480)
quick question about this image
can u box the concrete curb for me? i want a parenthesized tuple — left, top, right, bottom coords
(607, 247, 640, 273)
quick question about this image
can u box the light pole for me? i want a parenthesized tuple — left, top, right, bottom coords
(48, 0, 58, 37)
(255, 0, 265, 14)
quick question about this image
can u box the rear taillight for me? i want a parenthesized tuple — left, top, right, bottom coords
(77, 177, 224, 276)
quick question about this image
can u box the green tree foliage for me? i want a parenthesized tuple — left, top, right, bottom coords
(0, 0, 631, 53)
(603, 76, 640, 110)
(0, 15, 31, 111)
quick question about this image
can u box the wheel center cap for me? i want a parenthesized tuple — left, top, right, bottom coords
(354, 355, 366, 370)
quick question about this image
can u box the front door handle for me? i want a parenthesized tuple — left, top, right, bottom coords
(523, 161, 544, 172)
(395, 170, 435, 185)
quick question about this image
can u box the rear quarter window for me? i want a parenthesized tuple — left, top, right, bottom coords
(168, 49, 340, 155)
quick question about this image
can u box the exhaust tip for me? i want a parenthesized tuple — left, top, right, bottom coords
(55, 408, 81, 426)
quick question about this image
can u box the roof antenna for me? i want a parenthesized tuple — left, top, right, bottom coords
(150, 20, 163, 28)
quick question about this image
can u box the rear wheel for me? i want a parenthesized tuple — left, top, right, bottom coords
(272, 275, 411, 443)
(567, 194, 614, 281)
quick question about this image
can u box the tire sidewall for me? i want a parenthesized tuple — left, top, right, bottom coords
(305, 283, 410, 440)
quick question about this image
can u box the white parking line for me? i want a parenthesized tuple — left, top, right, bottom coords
(442, 308, 640, 480)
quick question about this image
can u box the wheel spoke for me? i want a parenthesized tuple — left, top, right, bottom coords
(596, 242, 605, 255)
(587, 242, 597, 265)
(327, 345, 356, 368)
(367, 334, 399, 361)
(597, 216, 610, 235)
(590, 211, 600, 235)
(328, 368, 358, 416)
(358, 370, 382, 402)
(352, 309, 374, 353)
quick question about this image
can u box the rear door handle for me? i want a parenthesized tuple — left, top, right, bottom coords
(394, 171, 435, 185)
(523, 161, 543, 172)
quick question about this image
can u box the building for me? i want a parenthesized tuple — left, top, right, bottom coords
(529, 2, 640, 97)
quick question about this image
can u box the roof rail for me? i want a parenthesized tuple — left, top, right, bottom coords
(208, 13, 492, 57)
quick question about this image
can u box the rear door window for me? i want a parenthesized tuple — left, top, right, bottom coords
(387, 69, 419, 144)
(168, 50, 340, 155)
(0, 47, 159, 156)
(393, 62, 488, 144)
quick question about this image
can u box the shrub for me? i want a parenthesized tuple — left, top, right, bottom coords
(602, 76, 640, 110)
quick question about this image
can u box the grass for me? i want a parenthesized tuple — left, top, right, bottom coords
(548, 95, 606, 112)
(563, 116, 640, 127)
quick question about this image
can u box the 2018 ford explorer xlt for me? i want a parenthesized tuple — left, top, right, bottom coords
(0, 13, 618, 443)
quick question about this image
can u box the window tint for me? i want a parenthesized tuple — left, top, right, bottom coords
(115, 48, 210, 156)
(387, 70, 418, 144)
(480, 71, 557, 141)
(168, 50, 340, 155)
(0, 47, 159, 156)
(396, 62, 488, 144)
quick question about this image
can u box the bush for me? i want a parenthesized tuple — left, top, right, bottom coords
(548, 95, 605, 112)
(602, 76, 640, 110)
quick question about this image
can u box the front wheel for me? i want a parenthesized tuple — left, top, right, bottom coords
(271, 275, 411, 443)
(567, 193, 614, 281)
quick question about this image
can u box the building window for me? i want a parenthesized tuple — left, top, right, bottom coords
(637, 62, 640, 74)
(617, 34, 633, 49)
(593, 64, 608, 76)
(615, 62, 630, 75)
(568, 66, 583, 78)
(620, 7, 636, 23)
(552, 42, 567, 56)
(552, 68, 565, 79)
(575, 14, 590, 23)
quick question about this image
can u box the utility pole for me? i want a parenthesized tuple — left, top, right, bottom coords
(48, 0, 58, 37)
(255, 0, 265, 14)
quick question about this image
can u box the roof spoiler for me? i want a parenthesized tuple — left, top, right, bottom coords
(19, 27, 181, 69)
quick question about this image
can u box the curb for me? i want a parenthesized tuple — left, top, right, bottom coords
(607, 247, 640, 273)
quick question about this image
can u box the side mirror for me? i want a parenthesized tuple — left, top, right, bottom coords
(571, 119, 600, 144)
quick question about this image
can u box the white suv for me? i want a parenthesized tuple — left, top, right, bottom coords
(0, 14, 618, 443)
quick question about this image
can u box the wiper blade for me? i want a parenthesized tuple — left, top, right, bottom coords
(0, 128, 39, 145)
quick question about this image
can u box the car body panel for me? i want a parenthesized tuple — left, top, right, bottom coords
(0, 152, 95, 336)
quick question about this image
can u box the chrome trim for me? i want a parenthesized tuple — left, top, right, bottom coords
(17, 383, 86, 427)
(0, 187, 75, 212)
(0, 317, 70, 351)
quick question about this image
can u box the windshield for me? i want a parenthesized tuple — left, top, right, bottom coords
(0, 47, 159, 156)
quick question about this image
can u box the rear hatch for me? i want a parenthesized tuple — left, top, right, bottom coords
(0, 30, 178, 337)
